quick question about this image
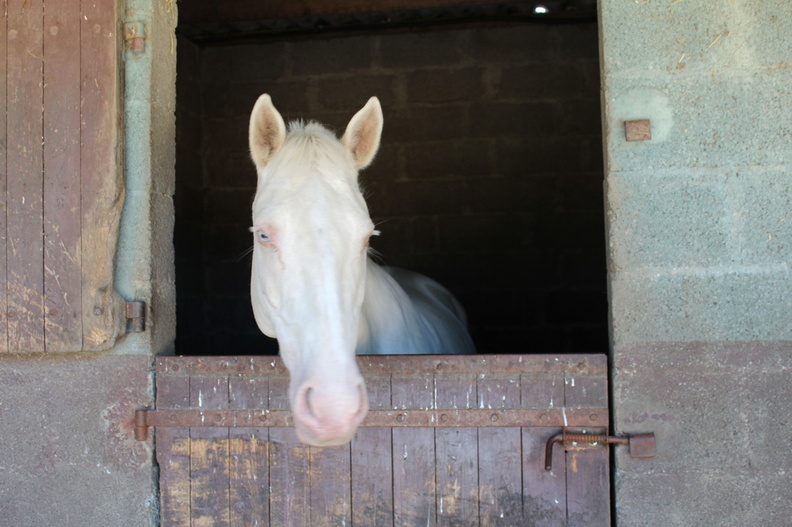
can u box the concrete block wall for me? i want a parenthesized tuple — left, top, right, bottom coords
(175, 21, 607, 355)
(600, 1, 792, 524)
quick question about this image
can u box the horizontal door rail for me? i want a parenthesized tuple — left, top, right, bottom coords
(135, 407, 608, 440)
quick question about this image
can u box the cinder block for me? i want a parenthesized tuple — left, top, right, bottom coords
(386, 105, 468, 142)
(465, 25, 559, 63)
(313, 74, 397, 112)
(378, 31, 462, 69)
(470, 102, 558, 138)
(497, 63, 581, 100)
(402, 139, 492, 180)
(610, 269, 792, 344)
(405, 68, 486, 104)
(290, 35, 373, 76)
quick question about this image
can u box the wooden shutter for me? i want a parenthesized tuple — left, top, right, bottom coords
(0, 0, 125, 353)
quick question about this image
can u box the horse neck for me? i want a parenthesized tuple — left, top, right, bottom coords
(358, 261, 425, 355)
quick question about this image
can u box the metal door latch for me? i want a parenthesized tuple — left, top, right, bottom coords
(545, 429, 656, 471)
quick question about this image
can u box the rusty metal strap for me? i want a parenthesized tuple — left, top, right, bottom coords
(135, 407, 608, 440)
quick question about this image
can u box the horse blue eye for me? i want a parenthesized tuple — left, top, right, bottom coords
(257, 231, 270, 243)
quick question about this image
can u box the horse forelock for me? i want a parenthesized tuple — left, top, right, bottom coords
(253, 120, 366, 217)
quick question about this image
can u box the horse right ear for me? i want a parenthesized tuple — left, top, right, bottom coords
(249, 94, 286, 169)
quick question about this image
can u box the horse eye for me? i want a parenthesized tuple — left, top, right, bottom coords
(256, 231, 270, 244)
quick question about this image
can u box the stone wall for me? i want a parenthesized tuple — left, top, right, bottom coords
(175, 21, 606, 355)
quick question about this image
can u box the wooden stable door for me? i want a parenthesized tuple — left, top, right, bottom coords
(145, 355, 610, 526)
(0, 0, 126, 353)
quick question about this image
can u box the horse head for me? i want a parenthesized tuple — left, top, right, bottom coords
(248, 94, 383, 446)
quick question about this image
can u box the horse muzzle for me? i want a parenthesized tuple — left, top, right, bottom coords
(291, 377, 369, 447)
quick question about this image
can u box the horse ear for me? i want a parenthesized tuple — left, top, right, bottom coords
(249, 94, 286, 169)
(342, 97, 383, 170)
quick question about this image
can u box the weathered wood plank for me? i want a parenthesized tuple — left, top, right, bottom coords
(43, 0, 82, 351)
(352, 375, 393, 527)
(0, 0, 8, 352)
(228, 375, 270, 526)
(392, 374, 437, 527)
(522, 428, 567, 526)
(6, 0, 45, 352)
(521, 373, 567, 525)
(310, 445, 353, 526)
(190, 376, 230, 527)
(477, 374, 522, 526)
(80, 0, 125, 351)
(435, 374, 478, 527)
(156, 374, 192, 527)
(564, 371, 610, 526)
(268, 376, 311, 527)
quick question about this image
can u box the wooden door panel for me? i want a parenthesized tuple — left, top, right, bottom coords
(151, 355, 611, 526)
(0, 0, 125, 353)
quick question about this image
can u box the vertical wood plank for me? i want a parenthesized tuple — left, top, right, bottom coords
(43, 0, 82, 351)
(352, 374, 394, 527)
(229, 374, 270, 526)
(435, 374, 478, 526)
(522, 427, 567, 526)
(268, 375, 311, 527)
(309, 445, 352, 526)
(521, 374, 566, 525)
(80, 0, 125, 351)
(477, 374, 522, 526)
(6, 0, 44, 352)
(392, 373, 437, 527)
(0, 0, 9, 352)
(565, 372, 610, 526)
(156, 372, 192, 527)
(190, 375, 230, 527)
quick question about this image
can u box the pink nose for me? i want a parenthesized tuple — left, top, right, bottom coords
(291, 379, 369, 447)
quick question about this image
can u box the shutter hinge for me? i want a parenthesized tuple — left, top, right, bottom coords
(125, 301, 146, 332)
(545, 429, 656, 471)
(124, 22, 146, 54)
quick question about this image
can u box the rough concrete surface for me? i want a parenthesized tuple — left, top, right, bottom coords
(0, 354, 155, 526)
(601, 0, 792, 525)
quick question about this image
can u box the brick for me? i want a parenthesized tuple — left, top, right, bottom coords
(465, 175, 557, 215)
(387, 105, 468, 142)
(405, 68, 486, 104)
(410, 216, 438, 253)
(220, 81, 310, 121)
(496, 62, 582, 100)
(379, 30, 462, 69)
(202, 117, 248, 152)
(402, 139, 491, 180)
(204, 189, 254, 224)
(290, 35, 374, 76)
(557, 98, 603, 136)
(465, 25, 559, 63)
(470, 102, 557, 138)
(495, 137, 582, 176)
(313, 74, 397, 112)
(206, 150, 257, 189)
(438, 214, 535, 254)
(558, 23, 600, 59)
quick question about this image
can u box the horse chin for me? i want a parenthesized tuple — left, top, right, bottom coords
(294, 423, 359, 448)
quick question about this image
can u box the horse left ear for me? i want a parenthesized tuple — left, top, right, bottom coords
(249, 94, 286, 169)
(342, 97, 383, 170)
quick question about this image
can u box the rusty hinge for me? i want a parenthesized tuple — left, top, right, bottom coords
(126, 301, 146, 332)
(124, 22, 146, 53)
(544, 429, 656, 471)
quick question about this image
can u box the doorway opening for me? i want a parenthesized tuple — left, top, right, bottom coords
(173, 3, 606, 356)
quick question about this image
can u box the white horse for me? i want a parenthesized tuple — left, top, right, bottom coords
(248, 95, 475, 447)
